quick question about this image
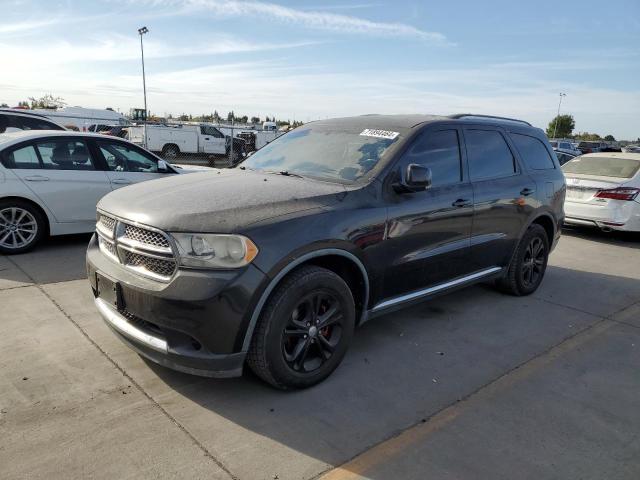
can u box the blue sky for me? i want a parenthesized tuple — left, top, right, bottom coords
(1, 0, 639, 138)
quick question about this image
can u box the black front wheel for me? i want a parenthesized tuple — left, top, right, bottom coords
(497, 224, 549, 296)
(247, 265, 355, 389)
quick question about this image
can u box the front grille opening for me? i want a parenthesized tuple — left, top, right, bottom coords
(99, 214, 116, 232)
(122, 310, 165, 337)
(124, 251, 176, 278)
(98, 235, 117, 257)
(123, 224, 171, 249)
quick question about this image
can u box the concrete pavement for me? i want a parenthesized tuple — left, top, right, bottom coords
(1, 228, 639, 479)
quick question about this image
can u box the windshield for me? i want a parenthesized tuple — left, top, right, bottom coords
(562, 156, 640, 178)
(241, 124, 402, 183)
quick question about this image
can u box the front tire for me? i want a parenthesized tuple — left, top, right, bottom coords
(497, 224, 549, 296)
(162, 144, 179, 160)
(247, 265, 355, 389)
(0, 200, 46, 254)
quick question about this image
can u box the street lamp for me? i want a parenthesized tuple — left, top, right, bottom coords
(138, 26, 149, 148)
(552, 92, 566, 140)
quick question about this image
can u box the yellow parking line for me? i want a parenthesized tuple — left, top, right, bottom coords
(320, 319, 616, 480)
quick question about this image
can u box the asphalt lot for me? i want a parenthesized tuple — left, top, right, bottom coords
(1, 227, 639, 480)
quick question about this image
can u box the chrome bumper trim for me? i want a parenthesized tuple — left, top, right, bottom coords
(95, 298, 168, 353)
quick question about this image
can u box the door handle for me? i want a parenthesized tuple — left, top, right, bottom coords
(24, 175, 50, 182)
(112, 179, 132, 185)
(204, 137, 210, 140)
(520, 188, 535, 196)
(452, 198, 472, 208)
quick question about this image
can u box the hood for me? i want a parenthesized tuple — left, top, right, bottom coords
(98, 168, 348, 233)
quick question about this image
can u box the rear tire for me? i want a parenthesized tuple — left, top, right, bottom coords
(247, 265, 355, 389)
(496, 224, 549, 296)
(162, 144, 179, 160)
(0, 199, 46, 254)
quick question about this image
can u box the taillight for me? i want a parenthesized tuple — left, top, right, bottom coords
(594, 187, 639, 201)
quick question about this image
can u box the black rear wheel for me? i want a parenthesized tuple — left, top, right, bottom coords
(247, 265, 355, 389)
(496, 223, 549, 296)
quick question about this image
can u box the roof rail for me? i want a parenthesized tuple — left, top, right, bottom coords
(448, 114, 531, 127)
(0, 108, 51, 119)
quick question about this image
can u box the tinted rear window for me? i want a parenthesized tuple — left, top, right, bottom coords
(511, 133, 555, 170)
(562, 156, 640, 178)
(465, 130, 516, 180)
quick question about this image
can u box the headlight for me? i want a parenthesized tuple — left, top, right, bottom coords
(171, 233, 258, 269)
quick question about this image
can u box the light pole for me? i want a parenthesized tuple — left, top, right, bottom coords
(138, 26, 149, 148)
(552, 92, 566, 140)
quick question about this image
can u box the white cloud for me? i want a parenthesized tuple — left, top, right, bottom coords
(142, 0, 447, 41)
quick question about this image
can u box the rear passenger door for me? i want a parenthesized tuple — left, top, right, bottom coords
(463, 127, 536, 271)
(4, 138, 112, 223)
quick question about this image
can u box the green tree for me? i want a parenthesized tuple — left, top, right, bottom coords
(28, 94, 66, 110)
(575, 132, 602, 141)
(604, 134, 615, 142)
(226, 111, 235, 122)
(0, 102, 8, 108)
(546, 114, 575, 139)
(250, 116, 260, 124)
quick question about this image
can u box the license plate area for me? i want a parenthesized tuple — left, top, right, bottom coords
(96, 272, 124, 311)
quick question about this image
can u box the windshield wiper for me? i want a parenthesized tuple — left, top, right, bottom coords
(262, 169, 305, 179)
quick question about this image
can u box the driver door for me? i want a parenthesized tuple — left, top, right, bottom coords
(94, 139, 175, 189)
(200, 126, 226, 154)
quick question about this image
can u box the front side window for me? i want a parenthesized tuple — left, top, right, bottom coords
(465, 130, 516, 180)
(400, 129, 462, 187)
(511, 133, 555, 170)
(201, 126, 224, 138)
(242, 124, 403, 183)
(35, 139, 96, 170)
(97, 140, 158, 172)
(1, 145, 41, 169)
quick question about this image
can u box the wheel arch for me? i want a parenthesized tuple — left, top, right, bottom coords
(0, 195, 51, 236)
(240, 249, 370, 352)
(528, 212, 556, 247)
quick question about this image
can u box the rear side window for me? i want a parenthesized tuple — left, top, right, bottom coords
(562, 156, 640, 178)
(12, 115, 64, 131)
(465, 130, 515, 180)
(401, 129, 462, 187)
(35, 139, 96, 170)
(511, 133, 555, 170)
(1, 145, 41, 169)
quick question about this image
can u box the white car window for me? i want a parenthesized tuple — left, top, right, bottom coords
(2, 144, 41, 169)
(36, 140, 96, 171)
(98, 141, 158, 173)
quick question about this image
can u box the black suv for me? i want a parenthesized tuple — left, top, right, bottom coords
(87, 114, 565, 389)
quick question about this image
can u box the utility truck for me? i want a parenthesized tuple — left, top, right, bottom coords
(127, 123, 246, 164)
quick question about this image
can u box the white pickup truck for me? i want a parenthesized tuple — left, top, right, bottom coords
(128, 124, 246, 162)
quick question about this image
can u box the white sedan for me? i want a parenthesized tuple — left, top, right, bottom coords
(562, 152, 640, 232)
(0, 130, 207, 253)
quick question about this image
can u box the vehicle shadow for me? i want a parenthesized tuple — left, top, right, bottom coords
(562, 225, 640, 249)
(1, 233, 92, 284)
(141, 265, 640, 479)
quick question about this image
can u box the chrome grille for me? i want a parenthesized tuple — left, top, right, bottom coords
(97, 235, 117, 258)
(95, 212, 176, 282)
(123, 224, 171, 249)
(99, 214, 116, 232)
(123, 251, 176, 278)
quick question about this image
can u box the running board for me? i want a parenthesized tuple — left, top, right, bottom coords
(372, 267, 502, 312)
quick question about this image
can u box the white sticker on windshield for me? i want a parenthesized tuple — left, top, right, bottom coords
(360, 129, 399, 140)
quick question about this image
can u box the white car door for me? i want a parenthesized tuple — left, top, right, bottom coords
(200, 126, 226, 154)
(95, 139, 177, 189)
(6, 138, 112, 223)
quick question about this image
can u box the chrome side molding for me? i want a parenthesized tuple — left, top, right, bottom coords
(372, 266, 502, 312)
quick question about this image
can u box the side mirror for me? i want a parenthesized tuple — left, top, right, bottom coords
(157, 159, 169, 172)
(394, 164, 432, 193)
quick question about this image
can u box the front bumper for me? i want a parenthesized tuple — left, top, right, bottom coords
(86, 234, 268, 377)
